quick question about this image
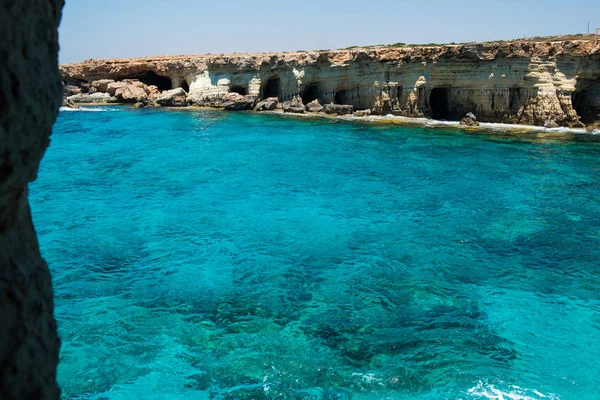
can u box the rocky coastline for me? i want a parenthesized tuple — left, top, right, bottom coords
(60, 38, 600, 129)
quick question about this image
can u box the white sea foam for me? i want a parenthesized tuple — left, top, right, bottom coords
(344, 114, 600, 136)
(59, 106, 119, 112)
(467, 381, 559, 400)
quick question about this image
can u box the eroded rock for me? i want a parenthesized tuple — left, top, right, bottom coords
(254, 97, 279, 111)
(67, 92, 118, 103)
(223, 93, 257, 111)
(282, 98, 306, 113)
(323, 104, 354, 115)
(354, 109, 372, 117)
(460, 112, 480, 126)
(157, 88, 188, 107)
(306, 99, 324, 113)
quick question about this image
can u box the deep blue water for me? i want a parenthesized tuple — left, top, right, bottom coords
(31, 107, 600, 399)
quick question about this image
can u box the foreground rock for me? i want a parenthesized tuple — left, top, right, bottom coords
(1, 0, 63, 398)
(157, 87, 188, 107)
(222, 93, 256, 110)
(282, 98, 306, 113)
(323, 104, 354, 115)
(306, 99, 324, 113)
(254, 97, 279, 111)
(67, 92, 118, 103)
(459, 112, 479, 126)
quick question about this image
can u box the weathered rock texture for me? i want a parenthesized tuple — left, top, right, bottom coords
(60, 39, 600, 126)
(1, 0, 64, 399)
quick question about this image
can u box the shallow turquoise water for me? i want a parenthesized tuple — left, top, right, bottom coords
(31, 107, 600, 399)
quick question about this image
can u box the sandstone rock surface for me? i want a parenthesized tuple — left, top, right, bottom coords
(1, 1, 64, 399)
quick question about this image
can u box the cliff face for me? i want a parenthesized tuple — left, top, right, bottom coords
(60, 40, 600, 126)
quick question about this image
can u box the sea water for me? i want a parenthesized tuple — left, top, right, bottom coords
(30, 107, 600, 399)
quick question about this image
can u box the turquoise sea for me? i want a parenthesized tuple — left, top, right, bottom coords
(31, 107, 600, 399)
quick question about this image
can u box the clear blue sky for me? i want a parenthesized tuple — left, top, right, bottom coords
(59, 0, 599, 64)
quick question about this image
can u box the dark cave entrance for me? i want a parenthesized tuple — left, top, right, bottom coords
(132, 71, 172, 92)
(262, 77, 280, 99)
(301, 84, 320, 104)
(334, 89, 348, 104)
(572, 90, 594, 124)
(230, 85, 247, 95)
(430, 87, 450, 120)
(180, 79, 190, 92)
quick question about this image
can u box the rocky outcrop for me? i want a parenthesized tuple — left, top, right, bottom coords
(306, 99, 324, 113)
(67, 92, 117, 103)
(156, 87, 187, 107)
(1, 1, 64, 399)
(59, 38, 600, 127)
(459, 112, 479, 126)
(254, 97, 279, 111)
(323, 104, 354, 115)
(282, 98, 306, 113)
(222, 93, 256, 111)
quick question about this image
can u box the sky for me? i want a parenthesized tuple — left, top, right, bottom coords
(59, 0, 600, 64)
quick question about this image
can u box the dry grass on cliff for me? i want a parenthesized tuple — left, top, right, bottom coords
(342, 33, 598, 51)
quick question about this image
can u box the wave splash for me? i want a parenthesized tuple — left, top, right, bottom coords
(467, 381, 559, 400)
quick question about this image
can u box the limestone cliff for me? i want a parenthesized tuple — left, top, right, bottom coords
(60, 39, 600, 127)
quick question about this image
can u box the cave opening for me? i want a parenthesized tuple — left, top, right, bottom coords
(132, 71, 172, 92)
(180, 79, 190, 92)
(430, 87, 450, 120)
(230, 85, 247, 95)
(262, 77, 280, 99)
(572, 90, 594, 124)
(334, 89, 348, 104)
(301, 84, 320, 104)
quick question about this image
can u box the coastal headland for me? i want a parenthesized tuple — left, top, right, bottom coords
(60, 36, 600, 129)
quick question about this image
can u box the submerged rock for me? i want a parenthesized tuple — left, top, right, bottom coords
(157, 87, 188, 107)
(306, 99, 324, 113)
(282, 98, 306, 113)
(323, 104, 354, 115)
(254, 97, 279, 111)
